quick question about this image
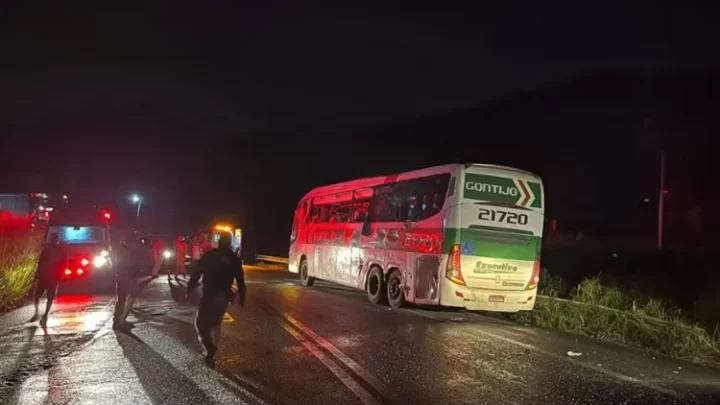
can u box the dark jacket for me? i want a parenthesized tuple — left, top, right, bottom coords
(35, 244, 67, 282)
(114, 243, 138, 281)
(187, 247, 246, 304)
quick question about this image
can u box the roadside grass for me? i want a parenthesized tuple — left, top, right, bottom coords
(508, 275, 720, 366)
(250, 261, 288, 271)
(0, 218, 41, 311)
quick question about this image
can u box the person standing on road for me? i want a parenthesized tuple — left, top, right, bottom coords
(113, 236, 139, 330)
(185, 234, 246, 368)
(31, 232, 67, 327)
(151, 237, 164, 278)
(173, 235, 188, 281)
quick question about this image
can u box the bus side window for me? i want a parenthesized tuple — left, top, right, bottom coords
(310, 202, 322, 223)
(370, 185, 401, 223)
(395, 174, 451, 222)
(447, 176, 456, 197)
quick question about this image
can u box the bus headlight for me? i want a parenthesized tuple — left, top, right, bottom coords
(93, 255, 108, 267)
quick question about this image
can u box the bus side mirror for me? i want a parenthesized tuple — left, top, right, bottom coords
(361, 219, 372, 237)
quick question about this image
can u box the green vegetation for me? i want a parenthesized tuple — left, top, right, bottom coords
(510, 274, 720, 366)
(0, 228, 41, 311)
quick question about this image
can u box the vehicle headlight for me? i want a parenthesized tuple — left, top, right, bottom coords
(93, 256, 108, 267)
(100, 250, 109, 257)
(163, 250, 172, 259)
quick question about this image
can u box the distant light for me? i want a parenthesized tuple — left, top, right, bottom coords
(38, 205, 44, 211)
(103, 211, 112, 220)
(612, 253, 618, 258)
(643, 198, 650, 203)
(62, 194, 68, 200)
(131, 194, 141, 203)
(163, 250, 172, 259)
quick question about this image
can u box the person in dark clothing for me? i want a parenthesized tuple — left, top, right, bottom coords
(113, 236, 139, 330)
(32, 232, 67, 327)
(186, 234, 246, 367)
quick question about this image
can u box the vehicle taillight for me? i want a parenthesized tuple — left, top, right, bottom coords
(64, 269, 72, 276)
(80, 258, 90, 266)
(76, 268, 84, 275)
(526, 259, 541, 290)
(445, 244, 466, 285)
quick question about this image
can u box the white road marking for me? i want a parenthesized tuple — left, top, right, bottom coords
(470, 329, 677, 397)
(280, 322, 380, 405)
(411, 310, 677, 397)
(279, 312, 390, 399)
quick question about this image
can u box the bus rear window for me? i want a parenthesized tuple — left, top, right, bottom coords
(47, 226, 106, 244)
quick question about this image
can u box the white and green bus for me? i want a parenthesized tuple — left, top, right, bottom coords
(289, 163, 544, 312)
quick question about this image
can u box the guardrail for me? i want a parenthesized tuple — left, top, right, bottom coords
(255, 254, 289, 264)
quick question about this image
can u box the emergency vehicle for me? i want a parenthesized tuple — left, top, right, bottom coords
(191, 223, 242, 262)
(45, 206, 115, 289)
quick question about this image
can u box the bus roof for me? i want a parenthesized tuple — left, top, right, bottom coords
(300, 163, 540, 200)
(464, 163, 541, 181)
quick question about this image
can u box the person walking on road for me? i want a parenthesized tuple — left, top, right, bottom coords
(113, 236, 139, 330)
(151, 237, 164, 278)
(173, 235, 188, 281)
(31, 232, 67, 327)
(185, 234, 246, 368)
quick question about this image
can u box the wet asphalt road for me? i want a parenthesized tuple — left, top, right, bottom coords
(1, 267, 719, 405)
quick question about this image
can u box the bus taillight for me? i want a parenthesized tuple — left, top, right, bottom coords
(445, 244, 466, 286)
(526, 259, 541, 290)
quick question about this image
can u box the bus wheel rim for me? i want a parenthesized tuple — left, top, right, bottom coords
(389, 277, 401, 300)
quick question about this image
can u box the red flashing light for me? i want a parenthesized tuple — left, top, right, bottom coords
(80, 258, 90, 267)
(76, 268, 84, 275)
(64, 269, 72, 276)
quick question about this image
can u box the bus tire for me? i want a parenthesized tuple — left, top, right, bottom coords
(386, 269, 405, 309)
(366, 266, 386, 305)
(299, 259, 315, 287)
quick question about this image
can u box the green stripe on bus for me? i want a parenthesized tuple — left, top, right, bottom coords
(443, 228, 540, 261)
(528, 182, 543, 209)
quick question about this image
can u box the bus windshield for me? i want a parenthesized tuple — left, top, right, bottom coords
(47, 226, 106, 245)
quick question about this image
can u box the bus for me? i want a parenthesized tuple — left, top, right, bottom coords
(288, 163, 545, 312)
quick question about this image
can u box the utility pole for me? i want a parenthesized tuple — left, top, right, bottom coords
(657, 150, 665, 250)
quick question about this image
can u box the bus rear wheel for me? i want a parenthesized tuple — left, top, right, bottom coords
(366, 267, 386, 305)
(387, 270, 405, 309)
(299, 259, 314, 286)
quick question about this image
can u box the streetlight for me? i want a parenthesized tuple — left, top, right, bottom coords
(131, 194, 143, 219)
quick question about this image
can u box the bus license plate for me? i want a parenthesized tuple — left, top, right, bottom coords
(489, 295, 505, 303)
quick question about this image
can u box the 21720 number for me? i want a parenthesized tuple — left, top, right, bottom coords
(477, 208, 528, 225)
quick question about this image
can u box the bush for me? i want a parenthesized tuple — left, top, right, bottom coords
(510, 277, 720, 366)
(0, 214, 42, 311)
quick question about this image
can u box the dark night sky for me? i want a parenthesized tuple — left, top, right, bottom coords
(1, 2, 718, 255)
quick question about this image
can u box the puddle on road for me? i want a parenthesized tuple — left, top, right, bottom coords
(34, 310, 110, 336)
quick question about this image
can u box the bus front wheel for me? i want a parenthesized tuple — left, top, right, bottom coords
(366, 267, 386, 305)
(387, 270, 405, 309)
(300, 259, 315, 287)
